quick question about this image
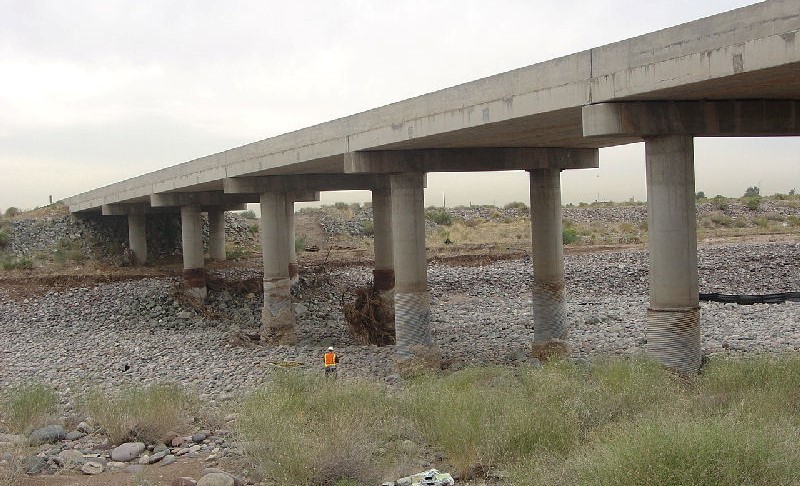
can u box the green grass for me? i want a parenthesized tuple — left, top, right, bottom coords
(236, 355, 800, 485)
(0, 383, 58, 434)
(238, 372, 399, 485)
(80, 384, 192, 445)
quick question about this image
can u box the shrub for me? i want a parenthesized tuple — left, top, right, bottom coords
(0, 231, 8, 249)
(360, 220, 374, 236)
(713, 196, 729, 210)
(743, 186, 760, 198)
(695, 191, 705, 199)
(4, 207, 19, 218)
(334, 202, 349, 210)
(425, 209, 452, 226)
(1, 383, 58, 434)
(248, 224, 259, 235)
(563, 227, 579, 245)
(238, 372, 393, 485)
(295, 234, 308, 253)
(1, 257, 33, 270)
(238, 210, 257, 219)
(744, 195, 762, 211)
(225, 244, 248, 259)
(504, 201, 529, 211)
(82, 384, 192, 445)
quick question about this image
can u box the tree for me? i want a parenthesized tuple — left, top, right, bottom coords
(695, 191, 705, 200)
(743, 186, 760, 198)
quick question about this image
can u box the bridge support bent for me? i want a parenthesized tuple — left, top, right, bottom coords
(127, 213, 148, 265)
(645, 135, 700, 373)
(391, 172, 431, 358)
(208, 209, 226, 262)
(180, 205, 207, 299)
(372, 184, 396, 335)
(529, 169, 568, 345)
(286, 196, 299, 283)
(260, 192, 296, 344)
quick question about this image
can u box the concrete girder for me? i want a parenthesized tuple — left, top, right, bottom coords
(583, 100, 800, 139)
(224, 174, 387, 194)
(344, 148, 599, 173)
(101, 203, 181, 216)
(150, 191, 257, 208)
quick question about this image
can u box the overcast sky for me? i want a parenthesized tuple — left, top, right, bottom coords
(1, 0, 797, 212)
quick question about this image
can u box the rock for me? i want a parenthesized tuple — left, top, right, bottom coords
(149, 449, 169, 464)
(178, 311, 193, 319)
(65, 430, 86, 441)
(161, 454, 177, 466)
(77, 421, 94, 434)
(111, 441, 146, 461)
(56, 449, 84, 468)
(197, 472, 235, 486)
(172, 478, 198, 486)
(28, 424, 66, 446)
(191, 432, 207, 443)
(138, 454, 150, 465)
(172, 436, 189, 447)
(81, 461, 104, 475)
(25, 455, 50, 475)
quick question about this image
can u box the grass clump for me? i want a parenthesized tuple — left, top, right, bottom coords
(425, 208, 453, 226)
(238, 372, 397, 485)
(82, 384, 191, 445)
(0, 256, 33, 270)
(0, 383, 58, 434)
(235, 355, 800, 485)
(544, 417, 800, 485)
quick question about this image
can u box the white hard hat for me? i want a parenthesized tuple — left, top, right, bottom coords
(327, 346, 334, 351)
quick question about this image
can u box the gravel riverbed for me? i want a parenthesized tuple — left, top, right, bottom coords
(1, 241, 798, 406)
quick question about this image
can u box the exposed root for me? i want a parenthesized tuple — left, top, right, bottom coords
(342, 286, 395, 346)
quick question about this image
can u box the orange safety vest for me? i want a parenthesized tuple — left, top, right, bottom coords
(324, 352, 337, 367)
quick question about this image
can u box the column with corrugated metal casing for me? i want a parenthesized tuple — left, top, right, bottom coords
(180, 205, 207, 300)
(208, 209, 226, 261)
(529, 169, 567, 343)
(391, 172, 430, 358)
(260, 192, 296, 344)
(127, 213, 147, 265)
(645, 135, 701, 374)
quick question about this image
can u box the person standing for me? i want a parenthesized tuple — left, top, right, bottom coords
(323, 346, 339, 376)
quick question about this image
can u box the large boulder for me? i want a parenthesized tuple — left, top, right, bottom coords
(28, 424, 66, 446)
(110, 442, 146, 462)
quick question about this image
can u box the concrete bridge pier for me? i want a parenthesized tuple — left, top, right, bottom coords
(260, 191, 296, 344)
(372, 183, 396, 335)
(180, 205, 207, 300)
(391, 172, 431, 359)
(208, 209, 226, 262)
(645, 135, 700, 373)
(127, 213, 148, 265)
(286, 195, 299, 284)
(529, 168, 567, 345)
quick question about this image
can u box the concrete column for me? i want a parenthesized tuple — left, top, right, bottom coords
(127, 213, 147, 265)
(208, 209, 226, 262)
(372, 185, 395, 292)
(286, 196, 299, 283)
(371, 184, 396, 339)
(180, 205, 207, 300)
(529, 169, 567, 343)
(391, 172, 430, 358)
(260, 192, 296, 344)
(645, 135, 700, 373)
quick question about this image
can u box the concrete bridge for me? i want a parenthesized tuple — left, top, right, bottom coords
(64, 0, 800, 373)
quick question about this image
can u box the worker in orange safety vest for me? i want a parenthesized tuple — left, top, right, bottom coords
(323, 346, 339, 376)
